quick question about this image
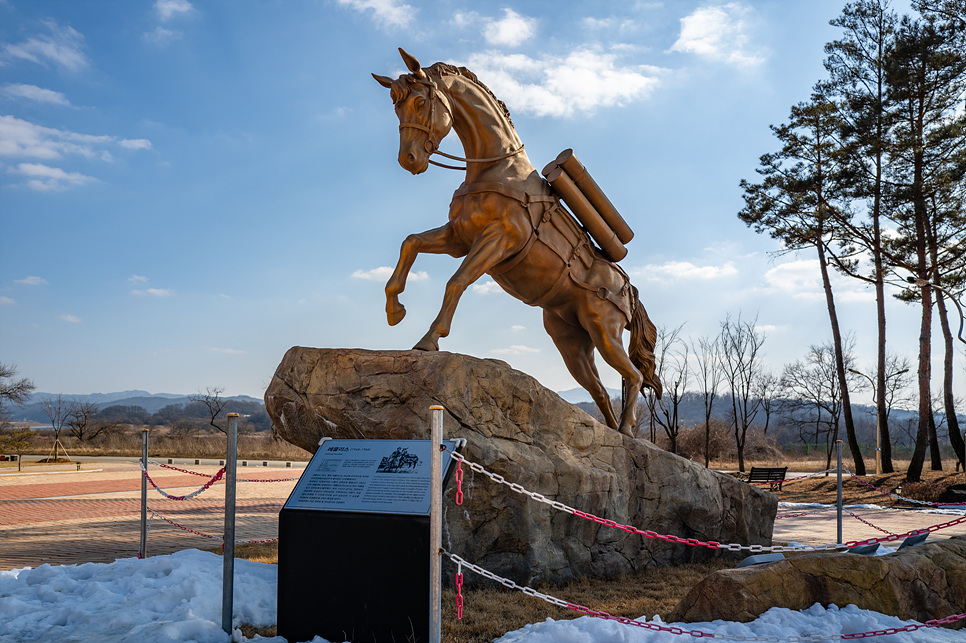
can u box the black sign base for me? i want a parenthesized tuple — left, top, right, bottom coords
(277, 508, 430, 643)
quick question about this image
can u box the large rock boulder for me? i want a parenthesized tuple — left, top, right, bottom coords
(669, 535, 966, 628)
(265, 347, 776, 584)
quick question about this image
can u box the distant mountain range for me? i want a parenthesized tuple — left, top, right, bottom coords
(556, 387, 621, 404)
(12, 391, 263, 423)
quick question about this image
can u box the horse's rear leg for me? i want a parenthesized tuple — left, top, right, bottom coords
(578, 307, 644, 437)
(544, 311, 620, 431)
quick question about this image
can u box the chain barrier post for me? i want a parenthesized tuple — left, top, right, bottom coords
(222, 413, 239, 639)
(139, 428, 149, 559)
(836, 440, 843, 545)
(429, 405, 444, 643)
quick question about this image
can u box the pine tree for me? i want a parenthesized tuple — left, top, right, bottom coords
(739, 91, 868, 475)
(883, 14, 966, 481)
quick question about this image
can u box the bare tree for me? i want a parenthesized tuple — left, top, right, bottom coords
(780, 341, 864, 471)
(652, 325, 689, 454)
(690, 334, 723, 468)
(191, 386, 228, 434)
(67, 401, 114, 441)
(719, 313, 767, 472)
(41, 395, 75, 461)
(0, 363, 35, 426)
(755, 371, 780, 436)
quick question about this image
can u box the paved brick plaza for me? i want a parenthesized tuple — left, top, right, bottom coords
(0, 460, 302, 570)
(2, 461, 963, 571)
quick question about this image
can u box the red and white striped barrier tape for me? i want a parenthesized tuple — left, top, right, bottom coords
(443, 550, 966, 640)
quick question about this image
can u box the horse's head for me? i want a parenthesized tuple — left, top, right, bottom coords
(373, 48, 454, 175)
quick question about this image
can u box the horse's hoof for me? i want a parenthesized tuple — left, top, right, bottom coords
(387, 301, 406, 326)
(618, 424, 636, 438)
(413, 337, 439, 351)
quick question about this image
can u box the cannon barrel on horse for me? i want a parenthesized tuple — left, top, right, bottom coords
(373, 48, 662, 436)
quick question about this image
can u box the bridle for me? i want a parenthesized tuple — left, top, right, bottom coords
(397, 76, 525, 171)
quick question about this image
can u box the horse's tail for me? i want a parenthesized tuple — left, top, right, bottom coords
(628, 285, 662, 399)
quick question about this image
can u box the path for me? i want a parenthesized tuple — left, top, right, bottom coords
(0, 460, 302, 570)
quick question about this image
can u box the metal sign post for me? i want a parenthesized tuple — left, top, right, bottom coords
(139, 428, 149, 559)
(222, 413, 239, 639)
(836, 440, 843, 545)
(429, 406, 444, 643)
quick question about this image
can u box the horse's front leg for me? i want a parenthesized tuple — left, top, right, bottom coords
(386, 224, 464, 326)
(414, 229, 510, 351)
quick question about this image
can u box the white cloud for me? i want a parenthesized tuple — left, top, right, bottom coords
(471, 280, 503, 294)
(128, 274, 149, 284)
(511, 325, 526, 332)
(0, 296, 16, 305)
(582, 17, 638, 34)
(155, 0, 193, 21)
(15, 275, 48, 285)
(15, 162, 95, 191)
(490, 344, 540, 355)
(352, 266, 428, 282)
(143, 26, 181, 46)
(336, 0, 414, 28)
(462, 48, 664, 118)
(452, 11, 480, 29)
(633, 260, 738, 281)
(210, 347, 246, 355)
(1, 21, 89, 72)
(60, 314, 82, 323)
(483, 9, 536, 47)
(0, 115, 152, 161)
(763, 259, 874, 303)
(119, 138, 153, 151)
(669, 3, 764, 68)
(1, 84, 70, 106)
(132, 288, 173, 297)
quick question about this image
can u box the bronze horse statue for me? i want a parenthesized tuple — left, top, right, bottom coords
(373, 49, 661, 436)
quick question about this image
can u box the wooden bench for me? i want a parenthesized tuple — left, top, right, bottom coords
(747, 466, 788, 491)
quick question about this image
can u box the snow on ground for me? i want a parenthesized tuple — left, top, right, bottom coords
(0, 549, 963, 643)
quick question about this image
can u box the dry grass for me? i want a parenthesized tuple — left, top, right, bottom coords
(211, 541, 731, 643)
(740, 460, 966, 506)
(24, 428, 312, 462)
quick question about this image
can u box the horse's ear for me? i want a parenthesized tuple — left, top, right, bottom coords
(398, 47, 425, 78)
(372, 73, 394, 89)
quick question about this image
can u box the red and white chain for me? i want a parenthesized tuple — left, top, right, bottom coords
(139, 461, 225, 500)
(446, 449, 966, 553)
(846, 472, 966, 508)
(443, 550, 966, 640)
(146, 459, 298, 484)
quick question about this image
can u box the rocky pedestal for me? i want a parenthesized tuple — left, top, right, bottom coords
(669, 536, 966, 628)
(265, 347, 776, 584)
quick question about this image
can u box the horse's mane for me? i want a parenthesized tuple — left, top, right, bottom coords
(428, 62, 514, 130)
(390, 61, 515, 131)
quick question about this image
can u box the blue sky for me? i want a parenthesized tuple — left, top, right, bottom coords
(2, 0, 954, 401)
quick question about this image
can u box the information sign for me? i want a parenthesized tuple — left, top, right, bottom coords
(283, 438, 460, 515)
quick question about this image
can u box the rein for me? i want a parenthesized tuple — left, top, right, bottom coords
(398, 75, 525, 171)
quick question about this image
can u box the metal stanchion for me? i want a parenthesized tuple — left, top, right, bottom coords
(836, 440, 843, 545)
(429, 406, 444, 643)
(139, 428, 149, 559)
(222, 414, 239, 639)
